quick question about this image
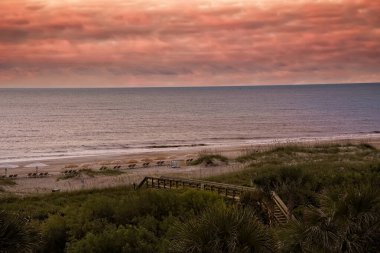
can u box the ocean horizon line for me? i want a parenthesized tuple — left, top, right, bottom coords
(0, 82, 379, 90)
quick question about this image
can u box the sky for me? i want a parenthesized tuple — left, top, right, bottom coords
(0, 0, 379, 87)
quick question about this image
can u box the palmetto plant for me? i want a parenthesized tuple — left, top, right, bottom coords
(169, 205, 278, 253)
(0, 211, 39, 253)
(280, 187, 380, 253)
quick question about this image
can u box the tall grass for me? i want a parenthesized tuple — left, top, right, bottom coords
(190, 152, 229, 166)
(210, 143, 380, 218)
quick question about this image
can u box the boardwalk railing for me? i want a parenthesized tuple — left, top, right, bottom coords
(137, 176, 293, 224)
(138, 176, 255, 199)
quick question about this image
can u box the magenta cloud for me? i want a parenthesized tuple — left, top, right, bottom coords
(0, 0, 379, 87)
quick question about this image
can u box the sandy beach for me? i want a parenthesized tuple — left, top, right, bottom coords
(2, 135, 380, 195)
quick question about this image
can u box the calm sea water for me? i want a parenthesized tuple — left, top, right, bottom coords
(1, 84, 380, 162)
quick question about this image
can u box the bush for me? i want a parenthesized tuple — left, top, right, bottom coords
(41, 215, 67, 253)
(280, 186, 380, 253)
(67, 226, 158, 253)
(169, 205, 278, 253)
(0, 210, 40, 253)
(191, 153, 229, 166)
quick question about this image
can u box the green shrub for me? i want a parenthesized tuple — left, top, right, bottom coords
(191, 153, 229, 166)
(41, 215, 67, 253)
(67, 226, 158, 253)
(0, 178, 17, 186)
(0, 210, 40, 253)
(280, 186, 380, 253)
(169, 205, 278, 253)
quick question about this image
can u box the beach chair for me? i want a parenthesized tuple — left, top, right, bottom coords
(28, 173, 32, 177)
(44, 172, 49, 176)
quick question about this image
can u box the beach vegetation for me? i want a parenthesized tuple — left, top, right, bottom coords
(0, 144, 379, 252)
(191, 152, 229, 166)
(169, 205, 278, 253)
(0, 210, 40, 253)
(57, 168, 123, 181)
(0, 178, 16, 192)
(0, 178, 16, 186)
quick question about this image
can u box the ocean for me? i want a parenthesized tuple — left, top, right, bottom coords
(1, 84, 379, 163)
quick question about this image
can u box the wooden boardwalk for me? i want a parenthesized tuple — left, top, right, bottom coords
(137, 176, 293, 224)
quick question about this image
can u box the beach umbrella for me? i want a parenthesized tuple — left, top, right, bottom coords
(25, 162, 48, 174)
(0, 164, 18, 176)
(127, 159, 138, 164)
(141, 158, 152, 162)
(155, 156, 166, 160)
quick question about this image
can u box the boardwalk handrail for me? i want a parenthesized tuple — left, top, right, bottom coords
(271, 191, 294, 221)
(137, 176, 255, 201)
(158, 176, 256, 192)
(137, 177, 149, 189)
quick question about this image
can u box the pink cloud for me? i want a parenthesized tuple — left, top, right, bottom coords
(0, 0, 379, 87)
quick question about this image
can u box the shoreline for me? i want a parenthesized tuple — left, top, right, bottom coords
(2, 133, 380, 165)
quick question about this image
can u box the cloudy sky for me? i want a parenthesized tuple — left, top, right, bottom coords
(0, 0, 379, 87)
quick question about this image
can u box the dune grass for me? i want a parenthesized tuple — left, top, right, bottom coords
(208, 143, 380, 218)
(212, 143, 379, 186)
(0, 178, 17, 186)
(57, 168, 124, 181)
(190, 152, 229, 166)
